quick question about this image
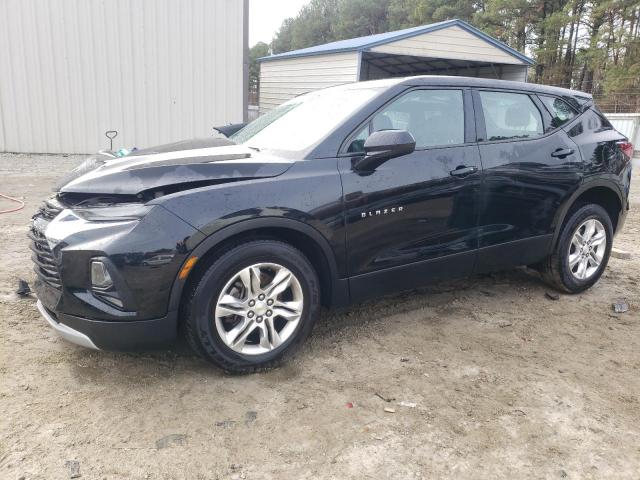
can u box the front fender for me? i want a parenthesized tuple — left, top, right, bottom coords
(166, 216, 347, 314)
(156, 158, 347, 313)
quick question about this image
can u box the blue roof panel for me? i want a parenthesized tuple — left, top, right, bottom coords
(259, 19, 534, 65)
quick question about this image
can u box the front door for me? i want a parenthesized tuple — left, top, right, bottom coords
(339, 88, 482, 301)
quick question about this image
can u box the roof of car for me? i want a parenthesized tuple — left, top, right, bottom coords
(388, 75, 592, 100)
(259, 19, 534, 66)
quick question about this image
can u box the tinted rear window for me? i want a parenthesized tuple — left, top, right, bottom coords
(479, 91, 543, 141)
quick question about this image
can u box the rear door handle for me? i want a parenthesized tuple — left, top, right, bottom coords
(551, 148, 574, 158)
(450, 165, 478, 178)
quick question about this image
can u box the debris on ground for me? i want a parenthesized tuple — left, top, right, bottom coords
(383, 407, 396, 413)
(345, 402, 354, 408)
(155, 434, 188, 449)
(215, 420, 236, 428)
(16, 279, 31, 296)
(400, 357, 410, 362)
(245, 410, 257, 426)
(612, 299, 630, 314)
(545, 291, 560, 301)
(611, 248, 632, 260)
(65, 460, 81, 478)
(399, 401, 417, 408)
(374, 392, 394, 403)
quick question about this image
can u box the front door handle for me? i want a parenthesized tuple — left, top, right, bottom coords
(551, 148, 574, 158)
(450, 165, 478, 178)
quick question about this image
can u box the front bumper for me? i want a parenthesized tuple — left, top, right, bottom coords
(30, 198, 202, 350)
(37, 298, 178, 350)
(37, 300, 99, 350)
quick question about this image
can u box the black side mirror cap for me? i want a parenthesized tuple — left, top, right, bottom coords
(354, 130, 416, 172)
(213, 123, 247, 137)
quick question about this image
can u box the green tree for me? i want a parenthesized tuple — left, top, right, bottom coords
(249, 41, 270, 95)
(334, 0, 392, 38)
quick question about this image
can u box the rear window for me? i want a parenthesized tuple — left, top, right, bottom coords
(539, 95, 578, 128)
(479, 91, 543, 141)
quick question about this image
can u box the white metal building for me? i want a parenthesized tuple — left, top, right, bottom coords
(259, 19, 533, 114)
(0, 0, 248, 154)
(605, 113, 640, 154)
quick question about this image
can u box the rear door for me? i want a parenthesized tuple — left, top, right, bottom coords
(472, 89, 583, 271)
(339, 87, 482, 301)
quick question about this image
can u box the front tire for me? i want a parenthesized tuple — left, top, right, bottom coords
(183, 240, 320, 373)
(541, 203, 613, 293)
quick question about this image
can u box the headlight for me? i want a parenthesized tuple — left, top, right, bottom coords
(72, 204, 153, 222)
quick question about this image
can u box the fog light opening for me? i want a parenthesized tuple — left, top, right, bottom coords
(91, 260, 113, 289)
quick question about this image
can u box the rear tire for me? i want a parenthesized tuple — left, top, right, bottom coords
(183, 240, 320, 373)
(541, 203, 613, 293)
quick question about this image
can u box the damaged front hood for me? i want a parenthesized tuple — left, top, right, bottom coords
(57, 139, 294, 196)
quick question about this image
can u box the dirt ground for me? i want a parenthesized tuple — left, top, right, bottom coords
(0, 153, 639, 480)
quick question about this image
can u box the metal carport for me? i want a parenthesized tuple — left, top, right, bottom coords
(258, 19, 534, 114)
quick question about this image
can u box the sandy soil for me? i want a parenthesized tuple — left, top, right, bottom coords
(1, 153, 639, 480)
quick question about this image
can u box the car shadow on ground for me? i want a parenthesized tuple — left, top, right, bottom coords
(63, 266, 546, 383)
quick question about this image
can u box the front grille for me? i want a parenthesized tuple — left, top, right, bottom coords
(29, 199, 64, 290)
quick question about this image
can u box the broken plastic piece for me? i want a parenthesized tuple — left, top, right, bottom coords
(16, 279, 31, 296)
(612, 299, 629, 314)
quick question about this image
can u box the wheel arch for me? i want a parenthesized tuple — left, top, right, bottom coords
(552, 180, 624, 249)
(168, 218, 348, 319)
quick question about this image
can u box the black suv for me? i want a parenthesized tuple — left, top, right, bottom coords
(31, 76, 633, 372)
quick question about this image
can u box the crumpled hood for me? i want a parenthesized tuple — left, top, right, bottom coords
(57, 138, 294, 196)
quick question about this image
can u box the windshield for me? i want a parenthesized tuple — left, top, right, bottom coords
(231, 84, 384, 153)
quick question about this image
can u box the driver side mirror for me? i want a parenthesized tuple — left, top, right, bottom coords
(353, 130, 416, 172)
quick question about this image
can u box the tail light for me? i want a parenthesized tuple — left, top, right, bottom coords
(617, 141, 633, 159)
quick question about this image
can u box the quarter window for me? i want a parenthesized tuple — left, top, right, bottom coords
(346, 124, 370, 153)
(479, 91, 543, 141)
(539, 95, 578, 128)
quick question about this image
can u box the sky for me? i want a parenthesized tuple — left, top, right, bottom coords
(249, 0, 311, 47)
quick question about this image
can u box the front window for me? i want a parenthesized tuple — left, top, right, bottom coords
(231, 84, 384, 153)
(345, 89, 465, 153)
(373, 89, 465, 148)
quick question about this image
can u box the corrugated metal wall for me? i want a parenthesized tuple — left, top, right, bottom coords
(259, 52, 359, 114)
(0, 0, 247, 154)
(605, 113, 640, 153)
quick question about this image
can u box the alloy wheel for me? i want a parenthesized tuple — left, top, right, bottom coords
(214, 263, 304, 355)
(568, 218, 607, 281)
